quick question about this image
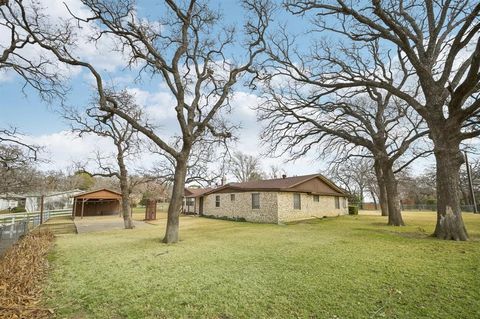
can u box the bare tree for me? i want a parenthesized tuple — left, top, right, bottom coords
(230, 151, 265, 182)
(258, 81, 428, 225)
(263, 1, 479, 239)
(1, 1, 63, 191)
(398, 167, 437, 208)
(65, 92, 143, 229)
(0, 1, 64, 100)
(327, 158, 375, 210)
(0, 128, 40, 169)
(266, 164, 286, 179)
(8, 0, 272, 243)
(0, 164, 40, 194)
(147, 134, 232, 188)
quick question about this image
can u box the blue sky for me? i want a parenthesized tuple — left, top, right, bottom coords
(0, 0, 324, 176)
(0, 0, 440, 179)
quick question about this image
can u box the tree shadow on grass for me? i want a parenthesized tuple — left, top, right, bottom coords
(369, 222, 390, 227)
(353, 227, 434, 240)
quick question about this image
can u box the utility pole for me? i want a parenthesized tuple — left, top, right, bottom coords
(464, 151, 478, 214)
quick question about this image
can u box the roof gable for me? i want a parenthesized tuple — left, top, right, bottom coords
(184, 187, 212, 197)
(290, 176, 344, 195)
(204, 174, 345, 196)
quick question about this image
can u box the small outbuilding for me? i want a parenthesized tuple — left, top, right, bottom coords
(72, 189, 122, 219)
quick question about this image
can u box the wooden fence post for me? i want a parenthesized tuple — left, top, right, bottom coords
(40, 195, 45, 225)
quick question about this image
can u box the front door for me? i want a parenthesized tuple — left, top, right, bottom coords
(199, 197, 204, 215)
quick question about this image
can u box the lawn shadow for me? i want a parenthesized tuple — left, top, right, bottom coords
(285, 216, 339, 225)
(353, 227, 434, 240)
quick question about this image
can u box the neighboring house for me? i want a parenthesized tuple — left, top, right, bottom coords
(0, 194, 24, 211)
(183, 187, 213, 214)
(190, 174, 348, 223)
(24, 189, 83, 213)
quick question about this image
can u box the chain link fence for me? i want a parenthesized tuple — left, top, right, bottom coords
(0, 209, 71, 255)
(400, 204, 479, 212)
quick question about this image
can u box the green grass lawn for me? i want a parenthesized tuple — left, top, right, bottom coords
(43, 212, 480, 319)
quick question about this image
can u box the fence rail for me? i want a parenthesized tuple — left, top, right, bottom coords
(399, 205, 479, 212)
(0, 209, 71, 255)
(361, 204, 479, 213)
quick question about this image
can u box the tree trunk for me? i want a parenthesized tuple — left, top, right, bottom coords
(118, 152, 134, 229)
(359, 186, 364, 210)
(371, 189, 378, 210)
(162, 157, 188, 244)
(383, 165, 405, 226)
(374, 161, 389, 216)
(433, 140, 468, 240)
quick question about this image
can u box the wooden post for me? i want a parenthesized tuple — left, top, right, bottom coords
(145, 199, 157, 220)
(40, 195, 44, 225)
(81, 199, 85, 219)
(72, 198, 77, 220)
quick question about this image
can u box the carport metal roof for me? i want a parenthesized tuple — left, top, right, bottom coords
(73, 189, 122, 200)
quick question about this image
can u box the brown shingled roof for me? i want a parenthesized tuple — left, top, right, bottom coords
(204, 174, 345, 196)
(74, 188, 122, 199)
(184, 187, 213, 198)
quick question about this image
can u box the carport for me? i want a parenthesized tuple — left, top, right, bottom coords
(72, 189, 122, 219)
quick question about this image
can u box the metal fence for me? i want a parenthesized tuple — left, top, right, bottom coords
(400, 205, 479, 212)
(0, 209, 71, 255)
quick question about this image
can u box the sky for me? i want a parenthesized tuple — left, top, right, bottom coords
(1, 0, 327, 181)
(0, 0, 444, 182)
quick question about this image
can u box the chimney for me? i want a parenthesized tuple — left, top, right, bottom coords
(282, 174, 287, 179)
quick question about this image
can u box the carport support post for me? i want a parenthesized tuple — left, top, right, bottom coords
(72, 198, 77, 220)
(81, 199, 85, 219)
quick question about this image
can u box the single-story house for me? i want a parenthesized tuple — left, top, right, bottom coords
(72, 189, 122, 218)
(191, 174, 348, 223)
(183, 187, 213, 214)
(0, 193, 24, 211)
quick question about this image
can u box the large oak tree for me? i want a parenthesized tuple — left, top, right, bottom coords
(6, 0, 272, 243)
(273, 0, 480, 240)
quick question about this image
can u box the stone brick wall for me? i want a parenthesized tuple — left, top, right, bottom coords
(277, 192, 348, 222)
(202, 192, 278, 223)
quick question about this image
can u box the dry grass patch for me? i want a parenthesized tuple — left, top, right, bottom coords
(0, 231, 55, 319)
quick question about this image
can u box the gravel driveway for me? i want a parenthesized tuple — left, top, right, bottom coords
(74, 216, 154, 234)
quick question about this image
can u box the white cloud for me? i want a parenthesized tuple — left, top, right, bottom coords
(0, 0, 130, 87)
(23, 131, 115, 170)
(127, 87, 177, 124)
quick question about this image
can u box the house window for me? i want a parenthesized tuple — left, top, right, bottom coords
(313, 195, 319, 202)
(186, 198, 194, 206)
(231, 194, 235, 201)
(215, 195, 220, 207)
(293, 193, 301, 209)
(335, 197, 340, 209)
(342, 198, 347, 208)
(252, 193, 260, 209)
